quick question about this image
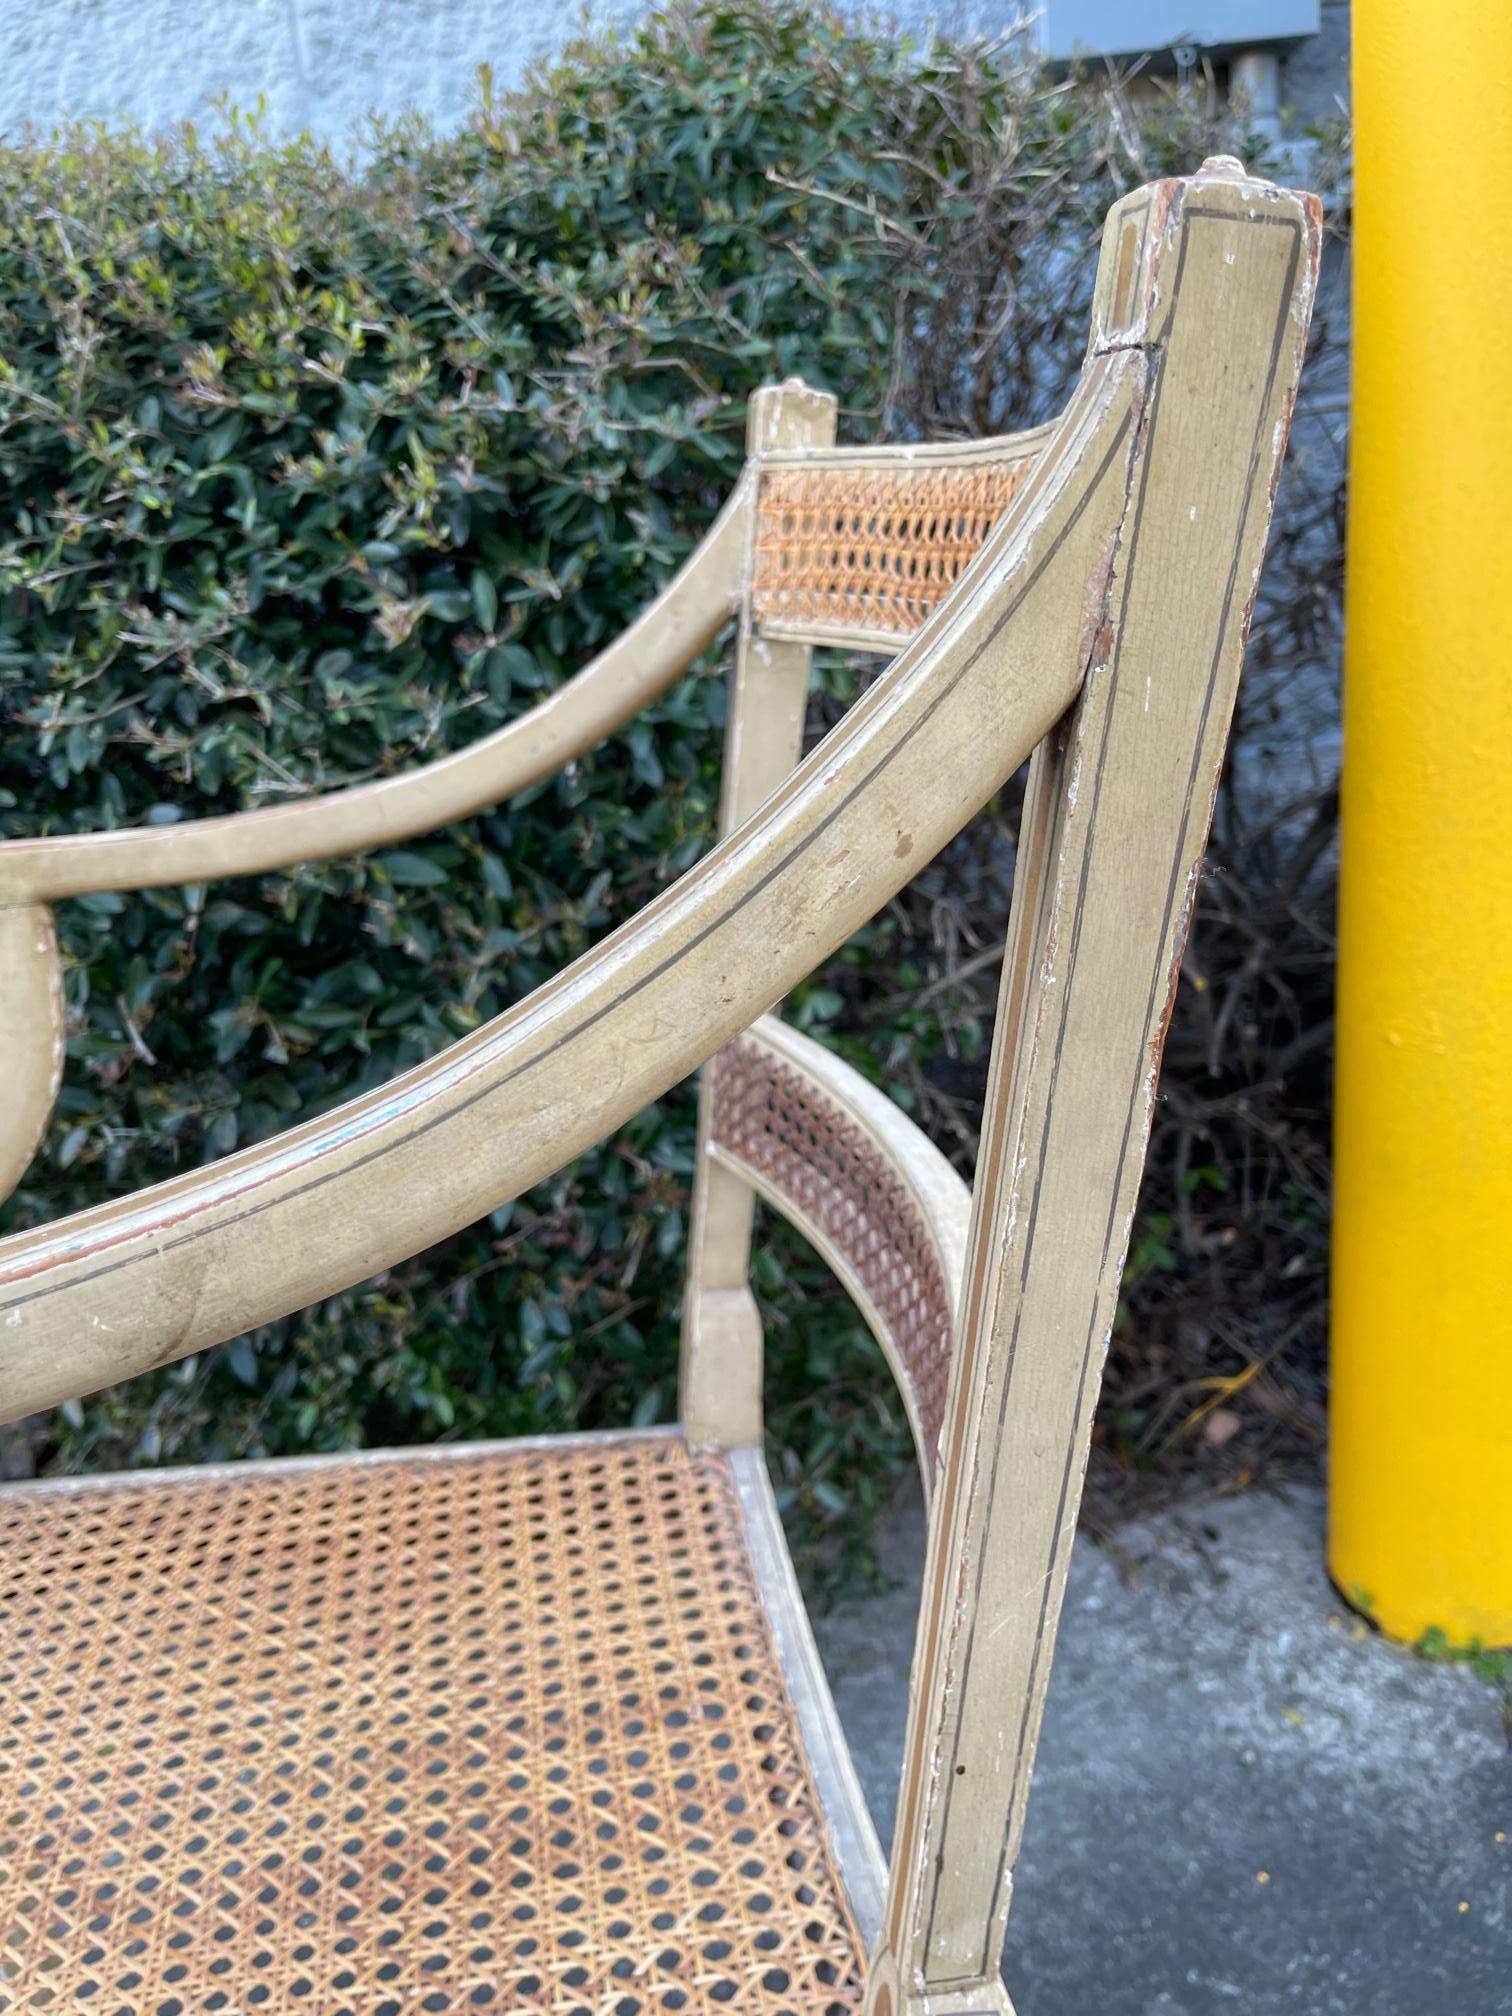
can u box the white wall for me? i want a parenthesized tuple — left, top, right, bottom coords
(0, 0, 1345, 146)
(0, 0, 647, 145)
(0, 0, 1020, 143)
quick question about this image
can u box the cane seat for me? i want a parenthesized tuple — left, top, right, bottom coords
(0, 1434, 865, 2015)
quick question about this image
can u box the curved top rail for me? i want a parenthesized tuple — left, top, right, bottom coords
(707, 1015, 970, 1495)
(0, 346, 1145, 1425)
(0, 481, 752, 908)
(756, 416, 1059, 472)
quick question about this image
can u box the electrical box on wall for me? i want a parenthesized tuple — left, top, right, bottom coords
(1036, 1, 1319, 62)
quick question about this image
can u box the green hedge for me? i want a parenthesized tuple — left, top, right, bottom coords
(0, 2, 1338, 1561)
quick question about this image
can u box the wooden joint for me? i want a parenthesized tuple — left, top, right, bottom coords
(679, 1285, 764, 1449)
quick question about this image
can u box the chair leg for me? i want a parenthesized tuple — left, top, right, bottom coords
(861, 1947, 1015, 2016)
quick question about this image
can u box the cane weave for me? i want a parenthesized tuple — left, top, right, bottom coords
(750, 462, 1029, 639)
(709, 1039, 953, 1485)
(0, 1435, 864, 2015)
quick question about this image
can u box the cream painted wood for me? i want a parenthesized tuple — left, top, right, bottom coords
(0, 486, 750, 908)
(729, 1442, 889, 1952)
(0, 1420, 681, 1497)
(757, 422, 1057, 472)
(0, 159, 1319, 2016)
(707, 1014, 970, 1491)
(0, 343, 1138, 1426)
(0, 480, 749, 1200)
(0, 905, 65, 1207)
(682, 379, 838, 1448)
(0, 418, 1050, 862)
(867, 162, 1320, 2015)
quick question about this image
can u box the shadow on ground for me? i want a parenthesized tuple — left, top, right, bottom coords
(808, 1484, 1509, 2015)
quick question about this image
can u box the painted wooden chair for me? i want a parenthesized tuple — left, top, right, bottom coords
(0, 160, 1317, 2015)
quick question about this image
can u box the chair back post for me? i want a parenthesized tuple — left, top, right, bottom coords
(866, 161, 1320, 2016)
(680, 377, 837, 1447)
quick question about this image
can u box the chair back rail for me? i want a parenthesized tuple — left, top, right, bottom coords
(760, 421, 1059, 469)
(0, 343, 1139, 1426)
(680, 396, 1049, 1449)
(706, 1016, 971, 1495)
(0, 479, 752, 910)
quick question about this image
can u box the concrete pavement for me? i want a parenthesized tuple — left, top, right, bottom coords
(809, 1483, 1510, 2014)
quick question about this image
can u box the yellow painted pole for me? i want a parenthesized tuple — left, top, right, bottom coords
(1331, 3, 1512, 1645)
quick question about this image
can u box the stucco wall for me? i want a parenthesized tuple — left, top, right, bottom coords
(0, 0, 647, 144)
(2, 0, 1346, 143)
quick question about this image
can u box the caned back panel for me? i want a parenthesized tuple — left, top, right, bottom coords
(751, 454, 1041, 645)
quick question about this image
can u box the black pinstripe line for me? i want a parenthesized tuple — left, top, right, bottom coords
(921, 205, 1305, 1988)
(978, 207, 1303, 1976)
